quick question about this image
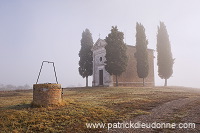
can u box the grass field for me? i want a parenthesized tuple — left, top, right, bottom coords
(0, 86, 199, 132)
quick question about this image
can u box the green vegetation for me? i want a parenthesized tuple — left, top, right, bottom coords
(105, 26, 128, 86)
(0, 87, 199, 132)
(157, 22, 174, 86)
(78, 28, 93, 87)
(135, 22, 149, 86)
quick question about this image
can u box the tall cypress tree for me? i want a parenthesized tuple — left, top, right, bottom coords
(105, 26, 128, 86)
(135, 22, 149, 86)
(157, 22, 174, 86)
(78, 29, 93, 87)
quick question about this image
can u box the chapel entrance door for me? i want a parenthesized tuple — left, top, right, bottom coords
(99, 70, 103, 86)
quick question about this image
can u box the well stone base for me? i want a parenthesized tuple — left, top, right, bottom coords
(33, 84, 62, 107)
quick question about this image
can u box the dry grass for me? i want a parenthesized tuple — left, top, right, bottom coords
(0, 87, 199, 132)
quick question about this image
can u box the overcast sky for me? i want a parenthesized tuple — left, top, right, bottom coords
(0, 0, 200, 88)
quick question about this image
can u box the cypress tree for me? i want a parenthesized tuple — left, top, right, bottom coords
(78, 29, 93, 87)
(105, 26, 128, 86)
(135, 22, 149, 86)
(157, 22, 174, 86)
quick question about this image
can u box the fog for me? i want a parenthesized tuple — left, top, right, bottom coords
(0, 0, 200, 88)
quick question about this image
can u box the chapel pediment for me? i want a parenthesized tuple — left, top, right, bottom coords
(92, 39, 107, 51)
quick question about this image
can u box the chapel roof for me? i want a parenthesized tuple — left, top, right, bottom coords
(92, 39, 154, 51)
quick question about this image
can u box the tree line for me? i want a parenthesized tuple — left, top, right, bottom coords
(79, 22, 174, 87)
(0, 84, 31, 91)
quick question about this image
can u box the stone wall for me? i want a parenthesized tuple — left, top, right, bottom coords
(33, 84, 62, 107)
(92, 39, 155, 87)
(113, 45, 155, 87)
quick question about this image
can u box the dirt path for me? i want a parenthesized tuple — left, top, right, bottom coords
(109, 96, 200, 133)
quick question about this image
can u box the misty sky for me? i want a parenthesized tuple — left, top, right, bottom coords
(0, 0, 200, 88)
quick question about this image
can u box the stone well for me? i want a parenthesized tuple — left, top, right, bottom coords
(33, 83, 62, 107)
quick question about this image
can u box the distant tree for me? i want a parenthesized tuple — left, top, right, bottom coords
(0, 84, 31, 90)
(105, 26, 128, 86)
(17, 84, 31, 90)
(79, 29, 93, 87)
(157, 22, 174, 86)
(134, 22, 149, 86)
(0, 84, 4, 88)
(5, 84, 16, 90)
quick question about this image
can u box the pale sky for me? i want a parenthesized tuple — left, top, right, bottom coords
(0, 0, 200, 88)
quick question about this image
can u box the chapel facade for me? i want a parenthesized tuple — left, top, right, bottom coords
(91, 39, 155, 87)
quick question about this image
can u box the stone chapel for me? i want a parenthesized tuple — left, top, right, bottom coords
(91, 39, 155, 87)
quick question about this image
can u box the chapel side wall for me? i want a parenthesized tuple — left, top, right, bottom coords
(113, 45, 154, 87)
(146, 50, 155, 86)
